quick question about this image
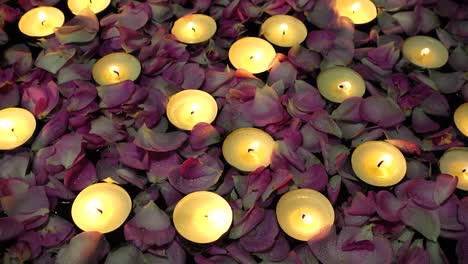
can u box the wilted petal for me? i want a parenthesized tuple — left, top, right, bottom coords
(411, 107, 440, 133)
(47, 133, 83, 169)
(64, 158, 97, 191)
(420, 93, 450, 117)
(375, 190, 404, 222)
(288, 45, 321, 72)
(32, 111, 69, 151)
(242, 84, 287, 127)
(230, 206, 265, 240)
(21, 80, 59, 118)
(56, 231, 110, 264)
(104, 245, 145, 264)
(1, 186, 49, 227)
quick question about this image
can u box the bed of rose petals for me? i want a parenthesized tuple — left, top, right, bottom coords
(0, 0, 467, 263)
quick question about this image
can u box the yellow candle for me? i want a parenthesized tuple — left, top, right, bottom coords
(317, 66, 366, 103)
(18, 6, 65, 37)
(260, 15, 307, 47)
(0, 108, 36, 150)
(222, 128, 276, 172)
(71, 183, 131, 233)
(351, 141, 407, 186)
(166, 89, 218, 130)
(402, 36, 449, 69)
(68, 0, 111, 15)
(276, 188, 334, 241)
(171, 14, 217, 44)
(173, 191, 232, 243)
(454, 103, 468, 137)
(92, 53, 141, 86)
(335, 0, 377, 24)
(439, 148, 468, 191)
(228, 37, 276, 74)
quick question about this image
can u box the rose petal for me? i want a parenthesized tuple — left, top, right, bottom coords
(360, 96, 405, 128)
(239, 210, 279, 252)
(56, 231, 110, 264)
(134, 124, 188, 152)
(400, 202, 440, 241)
(104, 245, 145, 264)
(375, 190, 405, 222)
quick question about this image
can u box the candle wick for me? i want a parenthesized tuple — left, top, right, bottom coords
(248, 148, 254, 153)
(192, 27, 196, 32)
(190, 111, 195, 115)
(301, 213, 307, 219)
(90, 0, 92, 3)
(113, 70, 120, 77)
(96, 208, 103, 214)
(10, 128, 18, 140)
(282, 30, 286, 36)
(250, 55, 254, 60)
(41, 20, 46, 26)
(204, 214, 208, 218)
(339, 84, 344, 89)
(462, 168, 466, 173)
(377, 160, 384, 168)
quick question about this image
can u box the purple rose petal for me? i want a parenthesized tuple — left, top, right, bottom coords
(56, 231, 110, 264)
(239, 210, 279, 252)
(32, 111, 69, 151)
(189, 123, 222, 150)
(55, 8, 98, 44)
(411, 107, 440, 133)
(400, 202, 440, 241)
(0, 217, 24, 241)
(47, 133, 83, 169)
(134, 124, 188, 152)
(229, 205, 265, 240)
(226, 242, 256, 264)
(360, 96, 405, 128)
(375, 190, 405, 222)
(116, 143, 150, 171)
(63, 158, 97, 191)
(97, 80, 136, 108)
(21, 80, 59, 118)
(38, 215, 74, 248)
(104, 245, 145, 264)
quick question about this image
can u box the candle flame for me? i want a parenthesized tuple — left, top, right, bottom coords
(0, 119, 13, 129)
(87, 199, 104, 215)
(351, 2, 361, 13)
(301, 213, 312, 224)
(187, 22, 196, 32)
(205, 210, 228, 227)
(420, 48, 430, 56)
(249, 51, 263, 62)
(280, 23, 288, 35)
(38, 11, 47, 26)
(109, 65, 120, 79)
(247, 141, 260, 153)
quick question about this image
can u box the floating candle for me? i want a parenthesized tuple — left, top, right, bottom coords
(351, 141, 407, 186)
(71, 183, 131, 233)
(166, 89, 218, 130)
(440, 148, 468, 191)
(92, 53, 141, 86)
(173, 191, 232, 243)
(335, 0, 377, 24)
(260, 15, 307, 47)
(402, 36, 449, 69)
(171, 14, 217, 44)
(0, 108, 36, 150)
(222, 128, 276, 172)
(228, 37, 276, 74)
(68, 0, 111, 15)
(276, 188, 335, 241)
(18, 6, 65, 37)
(454, 102, 468, 137)
(317, 66, 366, 103)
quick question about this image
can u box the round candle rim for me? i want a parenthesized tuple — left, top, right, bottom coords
(454, 102, 468, 137)
(166, 89, 218, 130)
(260, 14, 308, 47)
(402, 36, 449, 69)
(171, 14, 217, 44)
(0, 107, 37, 150)
(439, 147, 468, 190)
(335, 0, 378, 24)
(228, 37, 277, 74)
(351, 140, 407, 187)
(173, 191, 233, 243)
(71, 183, 132, 233)
(92, 52, 142, 85)
(68, 0, 112, 15)
(316, 66, 366, 103)
(18, 6, 65, 37)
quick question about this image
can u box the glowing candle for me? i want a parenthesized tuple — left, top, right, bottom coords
(276, 188, 335, 241)
(0, 108, 36, 150)
(351, 141, 407, 186)
(228, 37, 276, 74)
(18, 6, 65, 37)
(68, 0, 111, 15)
(454, 102, 468, 137)
(173, 191, 232, 243)
(166, 90, 218, 130)
(171, 14, 217, 44)
(92, 53, 141, 86)
(402, 36, 449, 69)
(222, 128, 276, 172)
(71, 183, 131, 233)
(260, 15, 307, 47)
(335, 0, 377, 24)
(440, 148, 468, 191)
(317, 66, 366, 103)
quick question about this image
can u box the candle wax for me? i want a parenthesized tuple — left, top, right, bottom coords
(261, 15, 307, 47)
(92, 53, 141, 86)
(228, 37, 276, 74)
(335, 0, 377, 24)
(317, 66, 366, 103)
(0, 108, 36, 150)
(171, 14, 217, 44)
(440, 148, 468, 191)
(402, 36, 449, 69)
(18, 6, 65, 37)
(68, 0, 111, 15)
(454, 103, 468, 137)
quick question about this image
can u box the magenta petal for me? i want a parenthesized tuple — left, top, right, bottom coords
(367, 42, 400, 70)
(384, 139, 422, 155)
(0, 217, 24, 241)
(147, 152, 181, 183)
(262, 169, 293, 201)
(38, 216, 74, 248)
(331, 97, 364, 122)
(459, 197, 468, 230)
(437, 195, 464, 232)
(306, 30, 336, 52)
(226, 242, 256, 264)
(104, 245, 145, 264)
(32, 111, 69, 151)
(239, 210, 279, 252)
(411, 107, 440, 133)
(360, 96, 405, 128)
(4, 44, 33, 75)
(45, 177, 76, 200)
(242, 84, 287, 127)
(21, 80, 59, 118)
(64, 158, 97, 191)
(327, 175, 342, 205)
(310, 110, 342, 138)
(288, 45, 321, 72)
(100, 2, 151, 30)
(124, 201, 175, 250)
(256, 232, 290, 262)
(287, 80, 326, 118)
(229, 206, 265, 240)
(420, 93, 450, 117)
(348, 192, 376, 216)
(0, 151, 31, 181)
(47, 133, 83, 169)
(308, 226, 340, 263)
(1, 186, 49, 226)
(268, 61, 298, 89)
(243, 168, 271, 209)
(97, 80, 136, 108)
(375, 190, 404, 222)
(119, 27, 150, 53)
(168, 155, 223, 194)
(182, 63, 205, 89)
(134, 124, 188, 152)
(189, 123, 222, 150)
(400, 202, 440, 241)
(116, 143, 149, 170)
(56, 231, 110, 264)
(295, 164, 328, 191)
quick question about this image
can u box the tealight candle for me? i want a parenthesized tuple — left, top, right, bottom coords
(68, 0, 111, 15)
(173, 191, 232, 243)
(228, 37, 276, 74)
(317, 66, 366, 103)
(222, 128, 276, 172)
(439, 148, 468, 191)
(92, 53, 141, 86)
(351, 141, 407, 186)
(454, 103, 468, 137)
(166, 89, 218, 130)
(71, 183, 131, 233)
(402, 36, 449, 69)
(335, 0, 377, 24)
(276, 188, 334, 241)
(171, 14, 217, 44)
(18, 6, 65, 37)
(260, 15, 307, 47)
(0, 108, 36, 150)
